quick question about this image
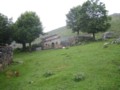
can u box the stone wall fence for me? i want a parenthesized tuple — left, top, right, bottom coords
(0, 46, 13, 71)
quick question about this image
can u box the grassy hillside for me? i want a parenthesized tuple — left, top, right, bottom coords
(0, 42, 120, 90)
(109, 13, 120, 36)
(45, 26, 76, 37)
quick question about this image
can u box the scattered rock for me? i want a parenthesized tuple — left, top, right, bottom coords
(103, 32, 114, 40)
(36, 47, 42, 51)
(103, 42, 109, 48)
(15, 60, 24, 64)
(62, 47, 66, 49)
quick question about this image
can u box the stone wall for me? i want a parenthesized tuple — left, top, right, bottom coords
(0, 46, 13, 71)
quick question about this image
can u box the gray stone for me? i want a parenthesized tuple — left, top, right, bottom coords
(103, 32, 114, 40)
(0, 46, 13, 71)
(36, 47, 42, 51)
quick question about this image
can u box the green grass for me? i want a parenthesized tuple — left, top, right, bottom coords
(0, 41, 120, 90)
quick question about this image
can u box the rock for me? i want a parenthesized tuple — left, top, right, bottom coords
(116, 38, 120, 44)
(36, 47, 42, 51)
(103, 42, 109, 48)
(103, 32, 114, 40)
(15, 60, 23, 64)
(62, 47, 66, 49)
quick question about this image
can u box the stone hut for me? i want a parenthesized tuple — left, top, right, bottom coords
(0, 46, 13, 71)
(42, 34, 61, 49)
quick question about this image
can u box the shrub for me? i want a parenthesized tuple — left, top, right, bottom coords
(43, 71, 54, 77)
(74, 73, 85, 82)
(6, 70, 19, 78)
(14, 48, 22, 53)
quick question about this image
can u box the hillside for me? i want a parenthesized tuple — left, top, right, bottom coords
(45, 26, 76, 37)
(109, 13, 120, 36)
(0, 42, 120, 90)
(44, 13, 120, 37)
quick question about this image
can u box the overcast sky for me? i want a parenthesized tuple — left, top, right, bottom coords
(0, 0, 120, 32)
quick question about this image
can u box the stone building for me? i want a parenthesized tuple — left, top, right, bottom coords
(42, 34, 61, 49)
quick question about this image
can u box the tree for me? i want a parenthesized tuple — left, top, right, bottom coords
(14, 11, 43, 50)
(66, 5, 81, 35)
(0, 13, 13, 46)
(80, 0, 111, 40)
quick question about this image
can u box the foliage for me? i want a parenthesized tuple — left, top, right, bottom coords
(43, 71, 54, 77)
(0, 13, 13, 45)
(66, 6, 81, 35)
(74, 73, 85, 82)
(80, 0, 111, 40)
(13, 11, 43, 50)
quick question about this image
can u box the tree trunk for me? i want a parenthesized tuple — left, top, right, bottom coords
(92, 33, 95, 40)
(29, 42, 32, 52)
(77, 30, 79, 36)
(22, 42, 26, 51)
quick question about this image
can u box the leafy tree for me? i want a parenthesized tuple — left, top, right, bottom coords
(0, 13, 13, 46)
(66, 5, 81, 35)
(80, 0, 111, 40)
(14, 11, 43, 50)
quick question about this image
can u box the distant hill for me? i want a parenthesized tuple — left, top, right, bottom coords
(33, 13, 120, 44)
(109, 13, 120, 35)
(44, 26, 76, 37)
(42, 13, 120, 37)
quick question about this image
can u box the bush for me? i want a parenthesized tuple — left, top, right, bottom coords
(74, 73, 85, 82)
(43, 71, 54, 77)
(14, 48, 22, 53)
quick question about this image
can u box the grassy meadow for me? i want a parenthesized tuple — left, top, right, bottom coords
(0, 41, 120, 90)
